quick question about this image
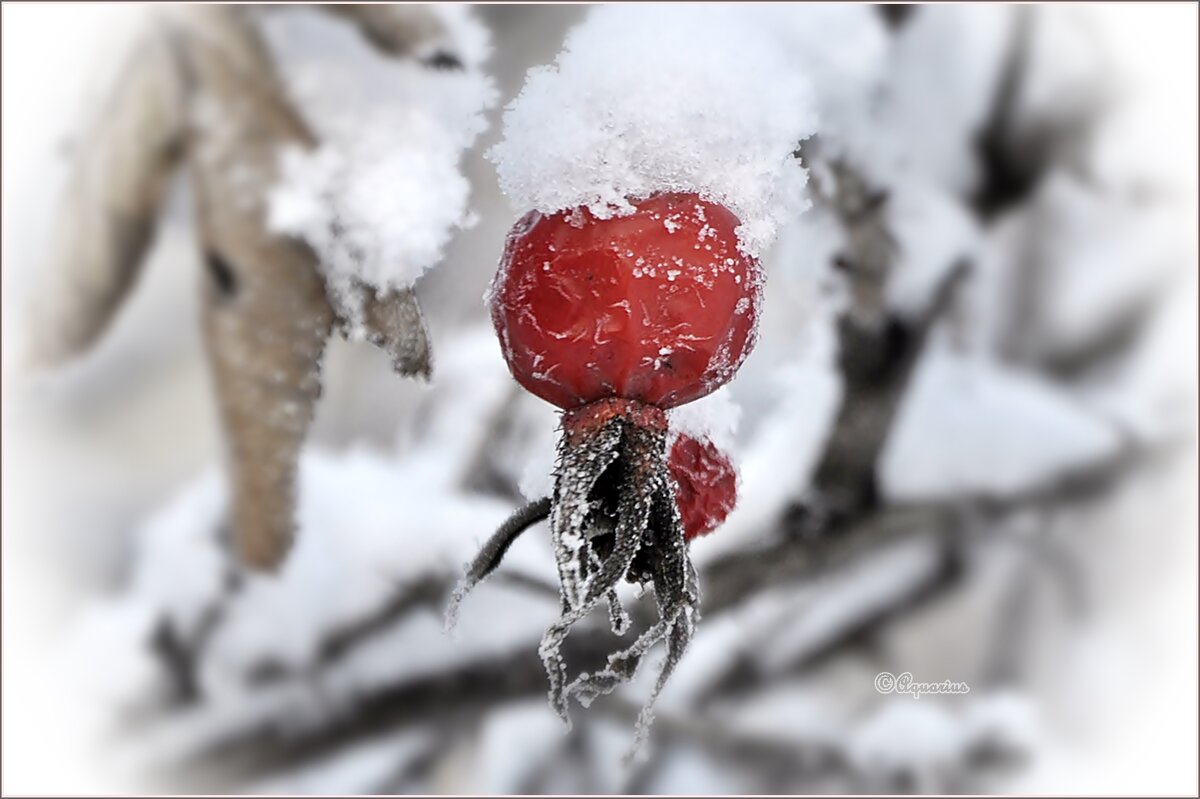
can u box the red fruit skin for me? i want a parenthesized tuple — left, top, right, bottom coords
(490, 192, 761, 410)
(668, 434, 738, 541)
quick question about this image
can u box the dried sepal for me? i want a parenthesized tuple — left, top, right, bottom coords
(539, 405, 699, 742)
(451, 399, 703, 748)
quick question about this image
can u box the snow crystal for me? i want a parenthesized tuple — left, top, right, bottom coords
(261, 7, 497, 326)
(488, 5, 820, 257)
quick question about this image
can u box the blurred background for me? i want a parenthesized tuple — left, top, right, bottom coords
(2, 3, 1197, 794)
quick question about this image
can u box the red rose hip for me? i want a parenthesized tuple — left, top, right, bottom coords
(489, 192, 761, 410)
(458, 192, 762, 743)
(668, 433, 738, 541)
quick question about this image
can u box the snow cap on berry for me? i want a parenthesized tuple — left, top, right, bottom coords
(488, 5, 820, 258)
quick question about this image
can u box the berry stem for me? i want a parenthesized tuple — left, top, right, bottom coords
(482, 496, 552, 576)
(445, 497, 551, 631)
